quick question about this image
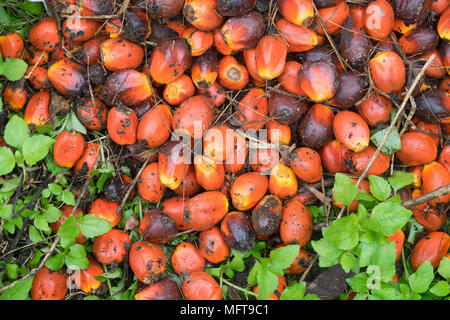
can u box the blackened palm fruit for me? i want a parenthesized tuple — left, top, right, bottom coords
(216, 0, 256, 16)
(393, 0, 432, 26)
(339, 17, 371, 70)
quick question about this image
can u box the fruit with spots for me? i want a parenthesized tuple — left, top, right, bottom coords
(268, 90, 308, 125)
(396, 132, 437, 166)
(48, 59, 87, 97)
(29, 17, 60, 52)
(237, 88, 269, 130)
(269, 162, 298, 199)
(129, 240, 166, 284)
(297, 103, 334, 150)
(290, 147, 323, 183)
(137, 103, 172, 148)
(198, 226, 230, 263)
(410, 231, 450, 270)
(347, 145, 390, 176)
(183, 191, 229, 231)
(138, 162, 166, 203)
(333, 111, 370, 153)
(88, 197, 121, 228)
(357, 94, 392, 127)
(220, 211, 255, 251)
(320, 140, 351, 174)
(218, 55, 249, 90)
(279, 200, 313, 246)
(231, 172, 268, 211)
(171, 242, 206, 275)
(62, 17, 100, 43)
(31, 267, 68, 300)
(172, 95, 214, 139)
(107, 106, 138, 145)
(73, 142, 99, 175)
(100, 37, 144, 71)
(251, 195, 283, 237)
(190, 49, 218, 90)
(182, 271, 222, 300)
(139, 209, 178, 244)
(0, 32, 23, 59)
(93, 229, 131, 264)
(74, 98, 107, 131)
(135, 280, 182, 300)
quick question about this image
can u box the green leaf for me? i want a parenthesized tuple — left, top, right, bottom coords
(368, 202, 412, 236)
(4, 115, 29, 149)
(370, 127, 402, 155)
(45, 253, 65, 271)
(347, 273, 369, 293)
(409, 261, 434, 293)
(256, 266, 279, 300)
(0, 146, 16, 175)
(61, 190, 76, 206)
(48, 183, 63, 195)
(269, 245, 300, 270)
(84, 295, 101, 300)
(0, 177, 20, 192)
(57, 215, 79, 240)
(6, 264, 19, 281)
(0, 277, 33, 300)
(371, 284, 403, 300)
(18, 0, 44, 14)
(368, 175, 391, 201)
(332, 173, 358, 208)
(226, 250, 245, 272)
(66, 112, 87, 135)
(46, 156, 70, 176)
(0, 59, 28, 81)
(357, 240, 396, 282)
(438, 257, 450, 280)
(323, 214, 359, 251)
(22, 135, 55, 165)
(65, 244, 89, 270)
(280, 281, 306, 300)
(247, 261, 261, 285)
(94, 269, 121, 282)
(34, 214, 51, 232)
(429, 281, 450, 297)
(78, 214, 112, 238)
(43, 206, 61, 223)
(29, 225, 43, 243)
(388, 171, 415, 193)
(311, 238, 343, 267)
(340, 252, 357, 273)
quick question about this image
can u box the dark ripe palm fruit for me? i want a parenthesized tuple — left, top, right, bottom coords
(410, 117, 440, 147)
(88, 62, 108, 85)
(199, 226, 230, 263)
(174, 167, 202, 197)
(328, 73, 368, 109)
(314, 0, 341, 9)
(203, 125, 234, 163)
(62, 17, 100, 43)
(183, 191, 229, 231)
(138, 162, 166, 203)
(26, 66, 50, 90)
(268, 91, 308, 125)
(347, 145, 390, 176)
(414, 89, 450, 124)
(278, 61, 305, 96)
(74, 98, 107, 131)
(53, 130, 85, 168)
(183, 0, 224, 32)
(410, 231, 450, 270)
(320, 140, 351, 174)
(269, 162, 298, 199)
(214, 12, 265, 54)
(77, 0, 114, 15)
(217, 0, 256, 16)
(357, 93, 392, 128)
(438, 6, 450, 40)
(93, 229, 131, 264)
(268, 120, 291, 145)
(220, 211, 255, 251)
(88, 197, 121, 228)
(198, 81, 227, 107)
(369, 51, 405, 94)
(172, 95, 214, 139)
(237, 88, 269, 130)
(182, 271, 222, 300)
(298, 60, 338, 102)
(103, 174, 133, 203)
(363, 0, 394, 40)
(164, 74, 195, 105)
(73, 142, 99, 176)
(100, 37, 144, 72)
(191, 49, 218, 90)
(421, 50, 446, 79)
(103, 70, 152, 107)
(339, 17, 371, 70)
(129, 240, 166, 284)
(290, 147, 323, 183)
(243, 48, 266, 85)
(277, 0, 314, 27)
(29, 17, 60, 52)
(107, 105, 138, 145)
(413, 199, 447, 232)
(218, 55, 249, 90)
(275, 19, 322, 53)
(279, 201, 313, 246)
(71, 256, 103, 294)
(23, 46, 49, 66)
(121, 8, 151, 43)
(255, 35, 288, 80)
(231, 172, 268, 211)
(393, 0, 432, 26)
(398, 28, 439, 56)
(297, 103, 334, 150)
(31, 267, 68, 300)
(315, 1, 350, 35)
(48, 59, 87, 97)
(251, 195, 282, 237)
(4, 82, 27, 111)
(148, 21, 180, 44)
(150, 38, 190, 84)
(0, 32, 23, 59)
(135, 279, 182, 300)
(161, 197, 192, 230)
(171, 242, 205, 275)
(333, 111, 370, 153)
(141, 0, 184, 18)
(50, 205, 85, 244)
(396, 132, 437, 166)
(422, 161, 450, 207)
(303, 44, 339, 66)
(139, 209, 178, 243)
(73, 36, 104, 66)
(137, 103, 172, 148)
(183, 27, 213, 57)
(159, 141, 190, 190)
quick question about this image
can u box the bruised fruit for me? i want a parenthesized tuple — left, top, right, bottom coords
(199, 226, 230, 263)
(268, 90, 307, 125)
(221, 211, 255, 251)
(135, 280, 181, 300)
(251, 195, 283, 237)
(297, 103, 334, 150)
(93, 229, 131, 264)
(31, 267, 68, 300)
(279, 201, 313, 246)
(73, 142, 99, 175)
(29, 17, 60, 52)
(129, 240, 166, 284)
(139, 209, 178, 243)
(107, 106, 138, 145)
(218, 55, 249, 90)
(48, 59, 87, 97)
